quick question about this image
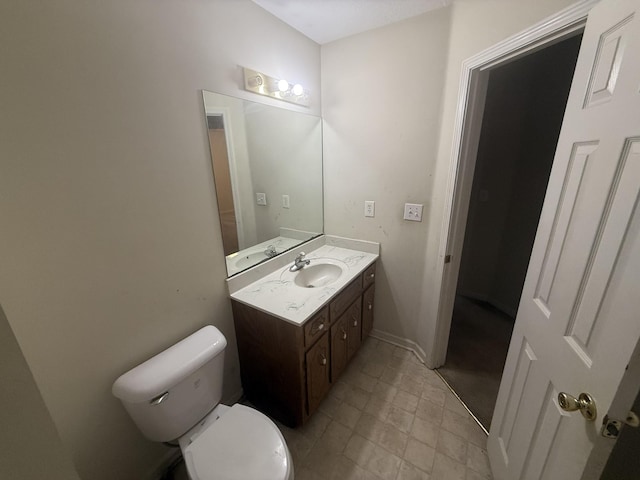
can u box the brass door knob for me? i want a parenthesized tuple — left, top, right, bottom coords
(558, 392, 597, 421)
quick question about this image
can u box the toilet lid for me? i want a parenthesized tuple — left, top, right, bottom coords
(183, 404, 291, 480)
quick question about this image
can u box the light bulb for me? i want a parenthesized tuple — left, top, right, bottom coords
(278, 79, 289, 92)
(292, 84, 304, 96)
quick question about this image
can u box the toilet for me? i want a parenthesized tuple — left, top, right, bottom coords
(112, 325, 294, 480)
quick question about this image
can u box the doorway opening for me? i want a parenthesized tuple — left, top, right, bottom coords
(207, 114, 239, 256)
(436, 33, 583, 430)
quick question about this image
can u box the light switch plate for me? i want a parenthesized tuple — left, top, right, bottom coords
(364, 200, 375, 217)
(404, 203, 423, 222)
(282, 194, 290, 209)
(256, 192, 267, 206)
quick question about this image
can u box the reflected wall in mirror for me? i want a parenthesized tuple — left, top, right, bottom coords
(202, 90, 323, 277)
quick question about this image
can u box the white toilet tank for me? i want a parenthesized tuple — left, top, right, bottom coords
(112, 325, 227, 442)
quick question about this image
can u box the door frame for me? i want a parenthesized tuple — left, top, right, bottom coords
(428, 0, 598, 369)
(581, 335, 640, 479)
(204, 106, 246, 250)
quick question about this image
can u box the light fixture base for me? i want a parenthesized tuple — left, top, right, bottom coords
(242, 67, 310, 107)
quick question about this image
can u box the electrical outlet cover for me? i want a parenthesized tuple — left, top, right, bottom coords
(403, 203, 423, 222)
(282, 194, 290, 209)
(364, 200, 375, 217)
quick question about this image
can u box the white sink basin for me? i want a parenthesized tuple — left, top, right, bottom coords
(235, 252, 268, 269)
(293, 263, 343, 288)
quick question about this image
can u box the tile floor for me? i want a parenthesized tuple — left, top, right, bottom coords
(282, 337, 492, 480)
(166, 336, 493, 480)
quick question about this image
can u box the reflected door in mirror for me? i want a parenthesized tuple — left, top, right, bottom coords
(207, 115, 238, 256)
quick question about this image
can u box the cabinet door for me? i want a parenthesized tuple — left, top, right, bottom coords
(306, 332, 330, 415)
(362, 284, 375, 338)
(346, 299, 362, 360)
(330, 316, 348, 382)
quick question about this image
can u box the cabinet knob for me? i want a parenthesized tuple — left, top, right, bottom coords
(320, 353, 327, 366)
(317, 323, 324, 331)
(342, 328, 347, 340)
(353, 320, 358, 327)
(370, 273, 375, 279)
(368, 303, 372, 310)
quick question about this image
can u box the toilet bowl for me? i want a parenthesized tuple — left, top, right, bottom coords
(112, 325, 293, 480)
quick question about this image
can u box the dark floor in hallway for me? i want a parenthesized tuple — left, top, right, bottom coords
(437, 296, 514, 430)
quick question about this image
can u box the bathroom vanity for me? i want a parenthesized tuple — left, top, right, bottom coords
(227, 238, 378, 427)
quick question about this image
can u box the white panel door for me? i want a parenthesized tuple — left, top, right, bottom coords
(487, 1, 640, 479)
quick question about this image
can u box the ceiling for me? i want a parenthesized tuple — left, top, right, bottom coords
(252, 0, 451, 45)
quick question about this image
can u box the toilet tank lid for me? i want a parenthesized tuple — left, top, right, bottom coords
(112, 325, 226, 403)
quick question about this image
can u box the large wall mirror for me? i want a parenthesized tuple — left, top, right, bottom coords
(202, 90, 323, 277)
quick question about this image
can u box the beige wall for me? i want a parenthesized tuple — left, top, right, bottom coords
(0, 304, 81, 480)
(322, 8, 453, 348)
(0, 1, 319, 479)
(321, 0, 578, 362)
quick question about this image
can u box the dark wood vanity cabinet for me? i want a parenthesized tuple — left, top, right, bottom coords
(231, 261, 376, 427)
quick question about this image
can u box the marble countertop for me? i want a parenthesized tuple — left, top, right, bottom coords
(229, 244, 379, 325)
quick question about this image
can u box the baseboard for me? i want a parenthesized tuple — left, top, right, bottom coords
(370, 329, 429, 366)
(458, 291, 517, 319)
(488, 299, 517, 319)
(457, 290, 488, 303)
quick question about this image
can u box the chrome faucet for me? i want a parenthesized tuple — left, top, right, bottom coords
(289, 252, 311, 272)
(264, 244, 277, 258)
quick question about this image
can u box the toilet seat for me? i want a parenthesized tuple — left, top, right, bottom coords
(182, 404, 292, 480)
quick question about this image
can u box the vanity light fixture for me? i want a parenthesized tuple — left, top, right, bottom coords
(243, 67, 310, 107)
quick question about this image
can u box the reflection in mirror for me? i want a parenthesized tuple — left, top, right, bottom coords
(202, 91, 323, 277)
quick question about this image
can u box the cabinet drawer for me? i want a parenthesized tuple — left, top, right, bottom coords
(330, 276, 362, 319)
(363, 262, 376, 289)
(304, 307, 329, 348)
